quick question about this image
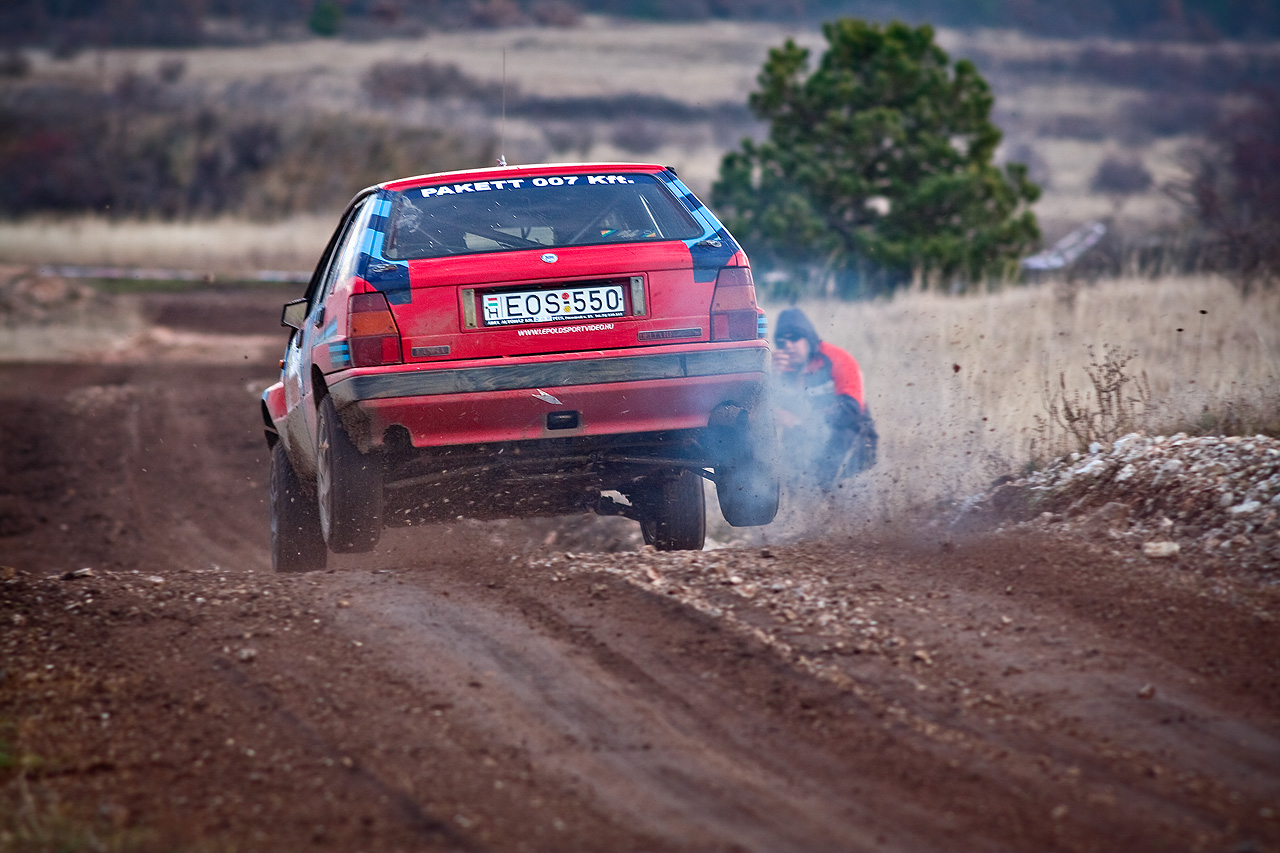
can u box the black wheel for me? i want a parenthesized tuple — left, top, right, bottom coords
(270, 441, 327, 573)
(316, 395, 383, 553)
(638, 469, 706, 551)
(716, 462, 780, 527)
(713, 405, 780, 527)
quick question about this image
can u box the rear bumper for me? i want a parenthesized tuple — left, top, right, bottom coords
(328, 344, 769, 449)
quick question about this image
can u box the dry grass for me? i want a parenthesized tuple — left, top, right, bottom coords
(0, 216, 332, 274)
(767, 275, 1280, 514)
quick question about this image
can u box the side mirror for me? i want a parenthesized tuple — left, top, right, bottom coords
(281, 299, 308, 331)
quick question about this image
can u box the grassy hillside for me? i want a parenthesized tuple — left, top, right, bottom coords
(3, 16, 1276, 247)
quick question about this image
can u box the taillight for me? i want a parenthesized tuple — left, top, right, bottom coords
(348, 291, 402, 367)
(710, 266, 759, 342)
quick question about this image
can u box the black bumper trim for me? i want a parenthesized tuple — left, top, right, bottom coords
(330, 347, 767, 405)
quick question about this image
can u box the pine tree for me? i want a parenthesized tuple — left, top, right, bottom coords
(712, 19, 1040, 297)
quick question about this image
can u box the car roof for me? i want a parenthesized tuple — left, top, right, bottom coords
(380, 162, 672, 193)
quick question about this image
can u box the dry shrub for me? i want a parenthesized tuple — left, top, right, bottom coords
(529, 0, 581, 26)
(0, 84, 494, 218)
(541, 122, 595, 156)
(609, 117, 664, 155)
(1038, 113, 1109, 141)
(1122, 92, 1220, 140)
(1036, 344, 1153, 451)
(1002, 45, 1280, 95)
(1090, 156, 1152, 196)
(363, 59, 505, 106)
(467, 0, 526, 28)
(0, 49, 29, 77)
(1168, 90, 1280, 292)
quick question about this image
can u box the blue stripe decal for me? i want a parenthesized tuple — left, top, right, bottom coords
(367, 195, 392, 232)
(661, 170, 734, 251)
(658, 172, 742, 282)
(666, 174, 714, 221)
(357, 190, 412, 305)
(327, 342, 351, 368)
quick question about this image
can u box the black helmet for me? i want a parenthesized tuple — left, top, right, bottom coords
(773, 308, 820, 352)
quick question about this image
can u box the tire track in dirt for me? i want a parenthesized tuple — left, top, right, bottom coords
(319, 564, 895, 852)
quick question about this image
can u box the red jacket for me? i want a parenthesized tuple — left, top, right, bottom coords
(813, 341, 864, 408)
(775, 341, 866, 423)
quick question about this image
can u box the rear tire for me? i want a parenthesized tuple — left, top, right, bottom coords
(716, 462, 780, 527)
(270, 442, 327, 573)
(714, 405, 781, 527)
(638, 469, 706, 551)
(317, 395, 383, 553)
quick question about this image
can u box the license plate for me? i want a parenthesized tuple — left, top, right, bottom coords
(481, 284, 626, 327)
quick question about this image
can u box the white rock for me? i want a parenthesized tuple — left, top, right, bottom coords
(1142, 541, 1180, 559)
(1114, 434, 1144, 452)
(1077, 458, 1110, 477)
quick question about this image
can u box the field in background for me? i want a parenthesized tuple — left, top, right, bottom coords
(768, 276, 1280, 517)
(4, 15, 1277, 520)
(0, 215, 333, 275)
(7, 15, 1276, 239)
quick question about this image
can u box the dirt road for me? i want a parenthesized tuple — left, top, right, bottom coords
(2, 285, 1278, 852)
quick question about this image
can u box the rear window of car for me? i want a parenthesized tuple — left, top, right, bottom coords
(382, 173, 704, 260)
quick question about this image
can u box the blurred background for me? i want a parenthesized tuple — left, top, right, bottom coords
(1, 0, 1277, 507)
(1, 0, 1277, 277)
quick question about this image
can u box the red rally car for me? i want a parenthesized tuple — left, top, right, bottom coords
(261, 162, 779, 572)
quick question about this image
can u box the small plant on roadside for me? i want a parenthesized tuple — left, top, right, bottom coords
(1036, 344, 1153, 455)
(1179, 397, 1280, 439)
(2, 771, 155, 852)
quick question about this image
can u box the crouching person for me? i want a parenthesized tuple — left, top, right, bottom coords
(771, 308, 878, 490)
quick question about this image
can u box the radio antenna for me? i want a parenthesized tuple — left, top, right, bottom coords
(498, 48, 507, 167)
